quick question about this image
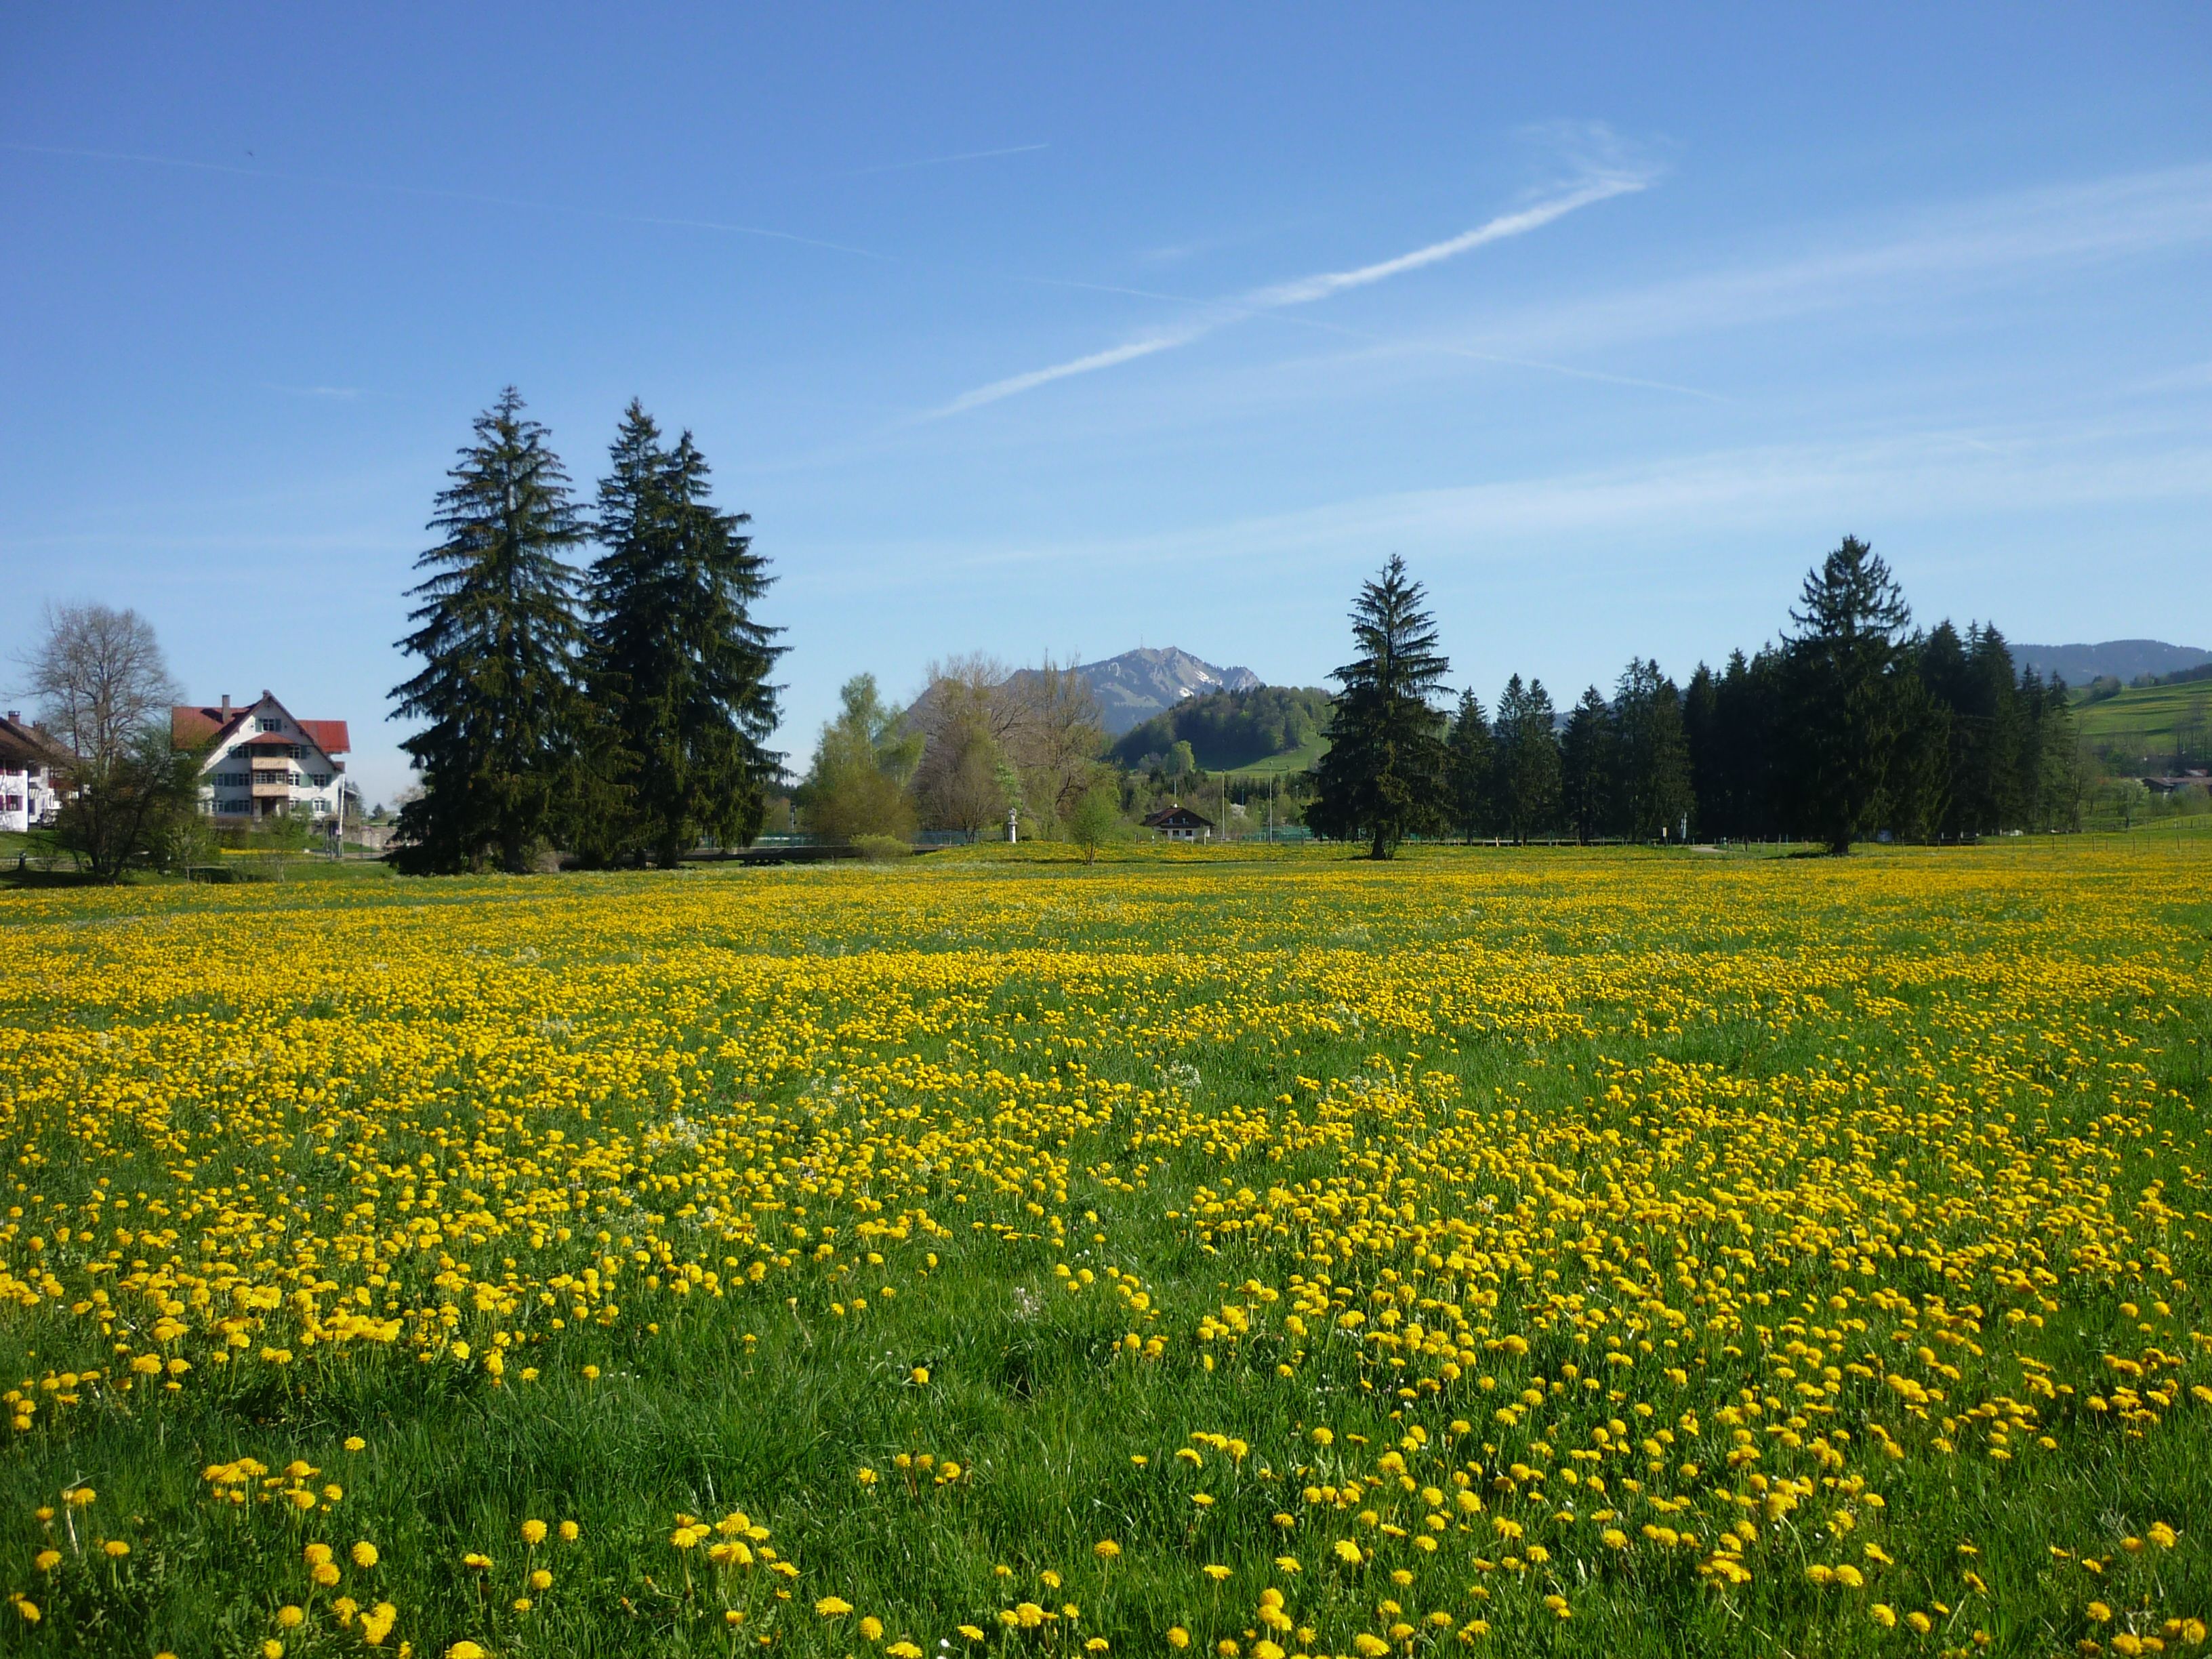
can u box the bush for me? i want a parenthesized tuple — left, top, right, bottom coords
(851, 834, 914, 862)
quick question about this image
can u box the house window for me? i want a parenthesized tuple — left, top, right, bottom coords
(257, 717, 283, 733)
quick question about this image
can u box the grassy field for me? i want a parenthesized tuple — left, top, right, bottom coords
(2072, 681, 2212, 767)
(1, 842, 2208, 1658)
(1211, 735, 1330, 783)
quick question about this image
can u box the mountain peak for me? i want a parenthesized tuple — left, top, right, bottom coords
(1071, 648, 1263, 735)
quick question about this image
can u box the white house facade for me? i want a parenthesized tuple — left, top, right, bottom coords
(172, 693, 350, 825)
(0, 712, 64, 834)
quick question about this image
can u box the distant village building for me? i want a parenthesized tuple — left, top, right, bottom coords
(1141, 803, 1215, 842)
(0, 712, 65, 834)
(172, 693, 351, 825)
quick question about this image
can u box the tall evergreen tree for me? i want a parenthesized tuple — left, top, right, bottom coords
(1682, 663, 1723, 833)
(1721, 649, 1785, 839)
(1559, 687, 1614, 844)
(1781, 535, 1911, 853)
(586, 401, 784, 867)
(391, 388, 590, 874)
(1887, 650, 1952, 843)
(1492, 674, 1561, 844)
(1612, 657, 1695, 840)
(2030, 673, 2083, 830)
(1309, 555, 1452, 859)
(1914, 621, 1972, 839)
(1957, 623, 2024, 834)
(1443, 689, 1493, 843)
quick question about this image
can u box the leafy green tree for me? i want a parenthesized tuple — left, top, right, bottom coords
(1065, 779, 1127, 864)
(391, 389, 590, 874)
(1309, 556, 1452, 859)
(1612, 658, 1694, 841)
(798, 674, 918, 843)
(1492, 674, 1561, 844)
(585, 401, 783, 867)
(1443, 689, 1492, 842)
(1559, 687, 1614, 844)
(1781, 535, 1912, 854)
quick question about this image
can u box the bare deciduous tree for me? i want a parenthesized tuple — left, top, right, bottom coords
(18, 601, 180, 767)
(907, 653, 1105, 836)
(1009, 655, 1107, 827)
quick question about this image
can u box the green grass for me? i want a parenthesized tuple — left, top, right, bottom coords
(0, 842, 2207, 1656)
(1211, 734, 1330, 781)
(2073, 679, 2212, 764)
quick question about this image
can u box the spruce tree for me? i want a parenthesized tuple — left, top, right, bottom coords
(391, 388, 589, 874)
(1559, 687, 1614, 844)
(1309, 555, 1452, 859)
(586, 401, 784, 867)
(1915, 620, 1972, 839)
(1781, 535, 1911, 854)
(1612, 657, 1694, 841)
(1716, 649, 1784, 840)
(1444, 689, 1493, 843)
(1887, 649, 1952, 843)
(1492, 674, 1562, 844)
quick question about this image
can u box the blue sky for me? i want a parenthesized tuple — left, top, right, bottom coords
(3, 5, 2209, 806)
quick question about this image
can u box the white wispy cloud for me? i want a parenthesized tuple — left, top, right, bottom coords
(1461, 163, 2212, 359)
(933, 167, 1654, 415)
(813, 416, 2212, 588)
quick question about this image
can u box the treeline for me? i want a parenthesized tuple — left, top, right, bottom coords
(1111, 686, 1332, 773)
(390, 390, 782, 873)
(1679, 623, 2079, 842)
(1312, 537, 2085, 857)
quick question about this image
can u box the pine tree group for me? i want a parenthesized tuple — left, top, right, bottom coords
(391, 390, 781, 874)
(1308, 535, 2082, 855)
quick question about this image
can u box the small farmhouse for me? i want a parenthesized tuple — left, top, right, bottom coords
(1141, 803, 1216, 842)
(0, 712, 65, 834)
(172, 693, 351, 825)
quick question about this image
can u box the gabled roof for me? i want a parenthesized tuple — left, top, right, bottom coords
(0, 714, 67, 773)
(1142, 804, 1215, 829)
(172, 693, 349, 756)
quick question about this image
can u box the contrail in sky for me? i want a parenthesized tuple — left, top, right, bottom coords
(933, 171, 1652, 415)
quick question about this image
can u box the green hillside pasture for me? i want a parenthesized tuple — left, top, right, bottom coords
(2075, 680, 2212, 770)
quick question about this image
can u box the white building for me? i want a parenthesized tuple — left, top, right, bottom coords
(0, 712, 64, 834)
(172, 693, 351, 825)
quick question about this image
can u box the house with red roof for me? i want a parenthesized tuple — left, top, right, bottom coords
(171, 692, 351, 826)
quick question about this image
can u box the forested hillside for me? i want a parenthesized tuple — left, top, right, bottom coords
(1109, 684, 1333, 771)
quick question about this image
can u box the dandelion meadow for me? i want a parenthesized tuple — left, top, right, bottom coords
(1, 842, 2208, 1658)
